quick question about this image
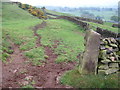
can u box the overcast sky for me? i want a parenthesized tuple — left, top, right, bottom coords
(10, 0, 119, 7)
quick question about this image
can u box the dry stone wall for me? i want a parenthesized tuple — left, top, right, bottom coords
(112, 24, 120, 28)
(96, 27, 119, 38)
(46, 13, 60, 17)
(74, 16, 104, 24)
(98, 38, 120, 75)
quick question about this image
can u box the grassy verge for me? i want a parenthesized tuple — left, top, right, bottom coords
(61, 69, 119, 88)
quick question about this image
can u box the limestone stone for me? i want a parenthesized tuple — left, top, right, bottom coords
(103, 40, 108, 45)
(80, 30, 101, 74)
(106, 49, 113, 54)
(100, 41, 105, 45)
(98, 64, 109, 70)
(110, 38, 117, 44)
(105, 38, 111, 44)
(105, 68, 119, 75)
(101, 59, 111, 64)
(109, 57, 116, 61)
(116, 51, 120, 56)
(105, 45, 111, 49)
(109, 63, 119, 68)
(100, 45, 106, 50)
(109, 44, 118, 48)
(99, 50, 107, 59)
(98, 70, 106, 75)
(112, 48, 119, 52)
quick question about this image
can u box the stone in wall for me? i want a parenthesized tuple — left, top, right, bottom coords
(75, 16, 104, 24)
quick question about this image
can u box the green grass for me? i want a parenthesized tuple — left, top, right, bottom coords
(2, 3, 43, 62)
(37, 19, 85, 63)
(24, 47, 45, 66)
(86, 21, 118, 33)
(2, 3, 36, 21)
(104, 22, 114, 27)
(61, 69, 119, 88)
(21, 85, 34, 89)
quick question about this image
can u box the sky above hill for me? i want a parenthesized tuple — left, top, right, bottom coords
(10, 0, 119, 7)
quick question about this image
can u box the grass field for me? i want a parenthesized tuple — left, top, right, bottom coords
(62, 10, 117, 21)
(86, 21, 118, 33)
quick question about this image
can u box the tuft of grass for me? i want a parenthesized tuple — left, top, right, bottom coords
(21, 85, 34, 90)
(24, 47, 45, 66)
(61, 69, 119, 88)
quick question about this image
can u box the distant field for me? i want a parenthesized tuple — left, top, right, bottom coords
(46, 9, 72, 16)
(61, 10, 117, 21)
(87, 10, 117, 21)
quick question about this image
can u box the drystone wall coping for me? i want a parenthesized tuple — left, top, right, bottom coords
(74, 16, 104, 24)
(112, 24, 120, 28)
(96, 27, 119, 38)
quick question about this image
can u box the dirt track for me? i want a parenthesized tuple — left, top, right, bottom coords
(2, 21, 76, 88)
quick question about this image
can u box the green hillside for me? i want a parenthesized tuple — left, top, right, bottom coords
(2, 3, 42, 62)
(2, 3, 37, 21)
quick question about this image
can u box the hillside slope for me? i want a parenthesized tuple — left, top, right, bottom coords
(2, 3, 36, 21)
